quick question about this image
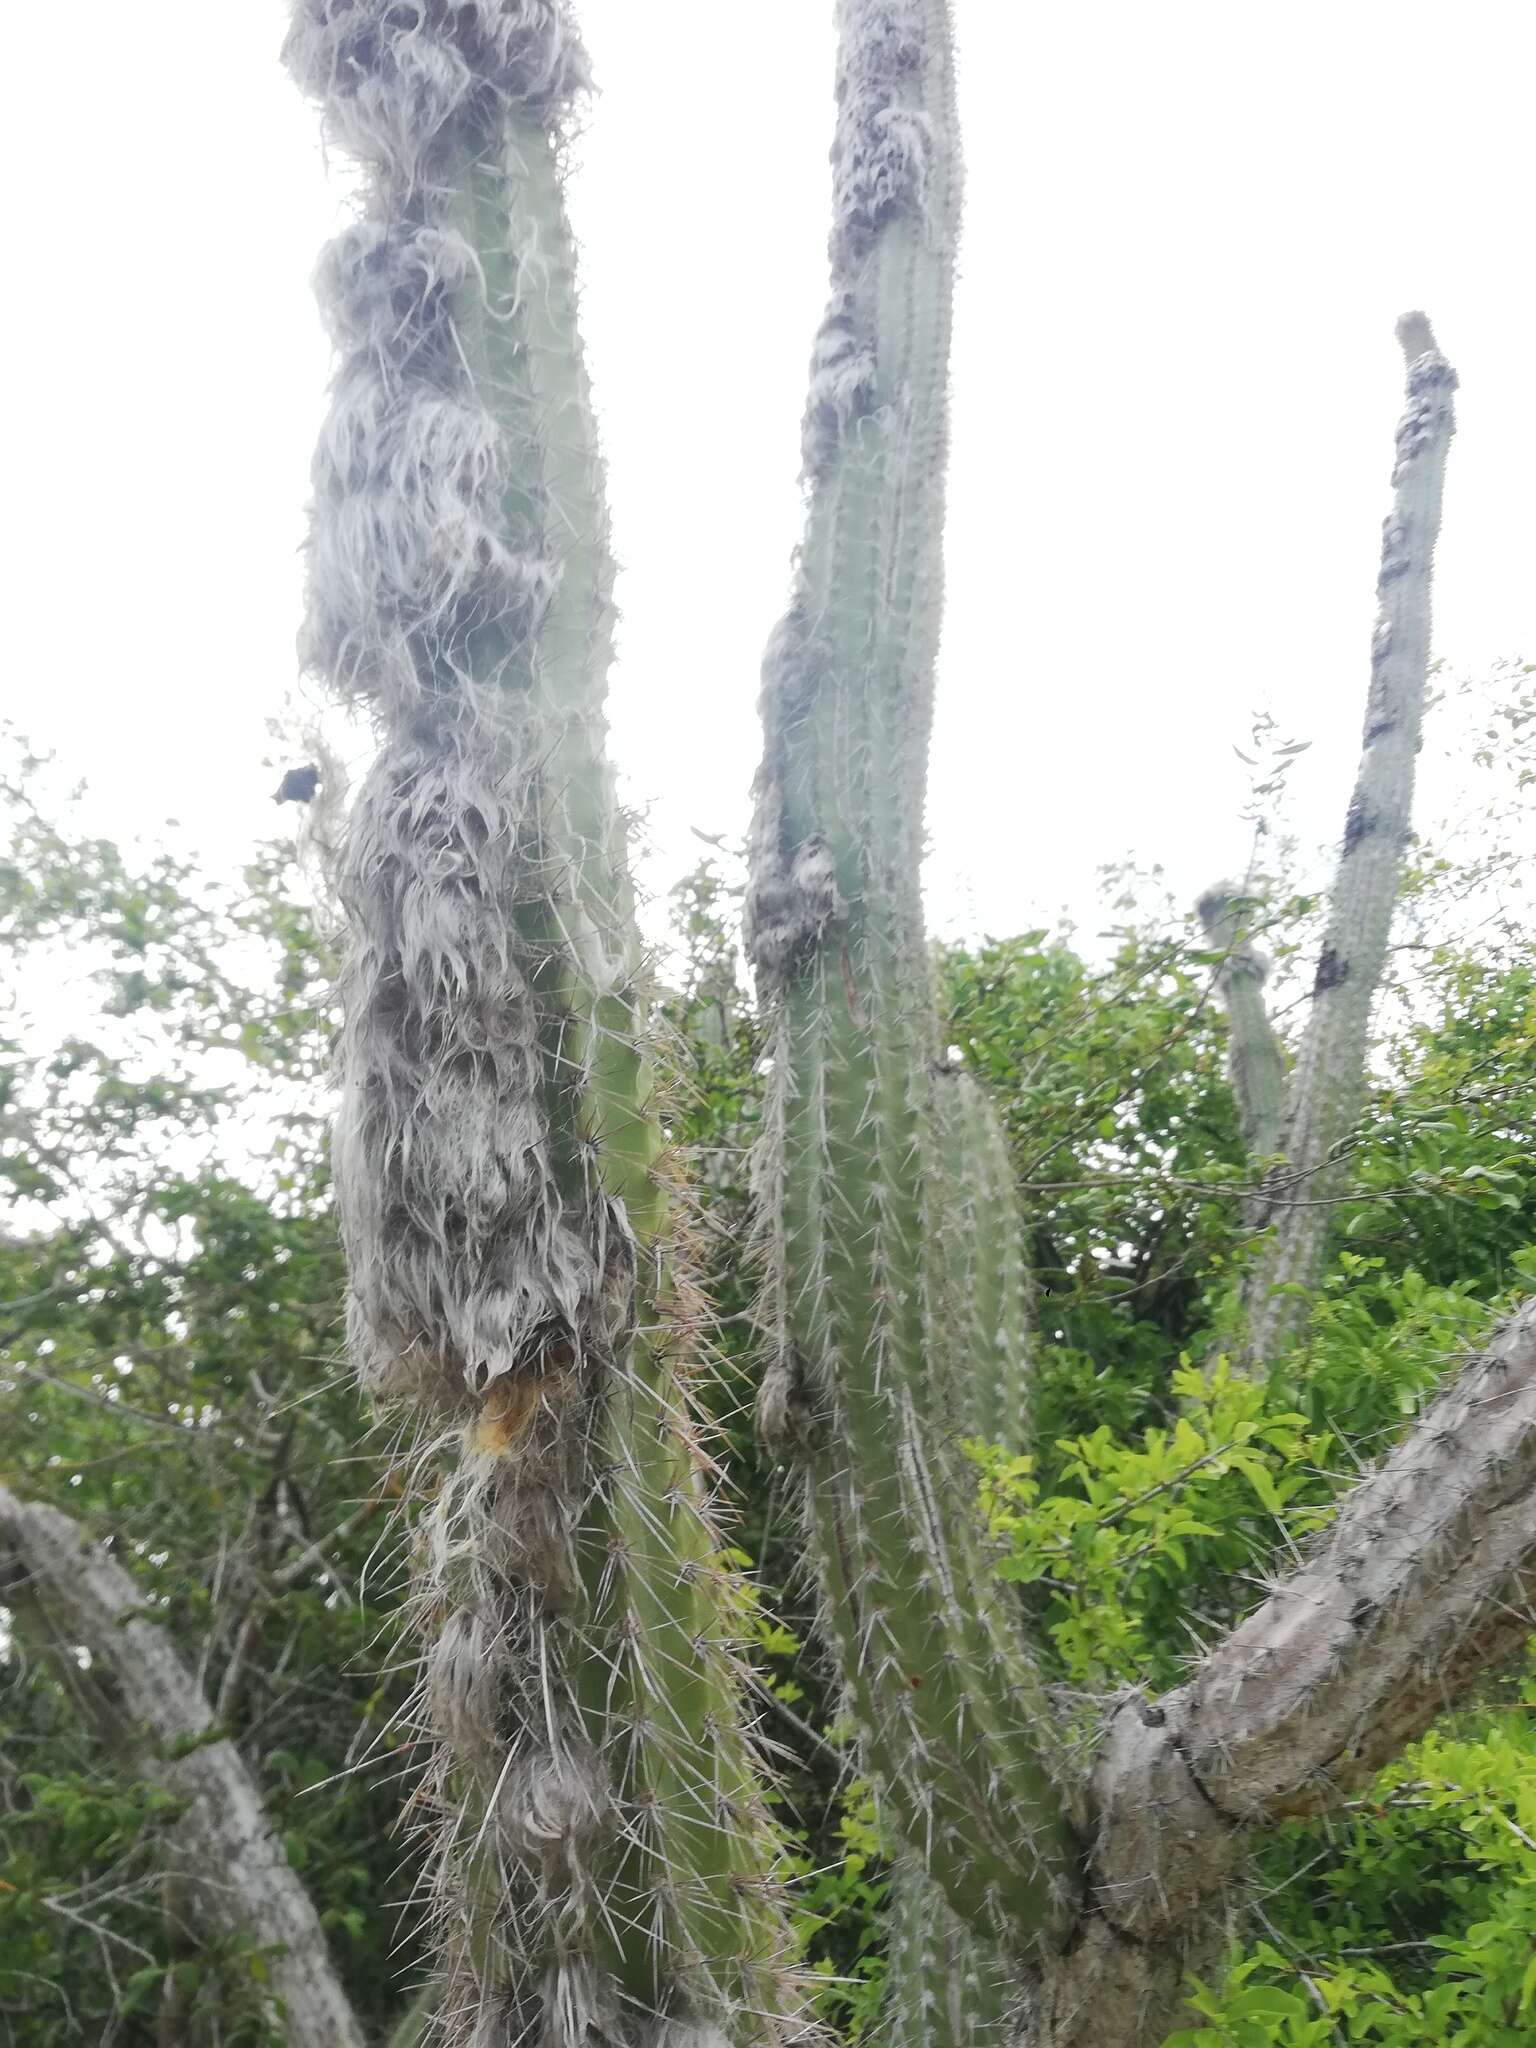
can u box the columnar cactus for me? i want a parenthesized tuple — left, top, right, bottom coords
(745, 0, 1073, 1950)
(284, 6, 803, 2040)
(276, 9, 1532, 2047)
(1233, 316, 1457, 1369)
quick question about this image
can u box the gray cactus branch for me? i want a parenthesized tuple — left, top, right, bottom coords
(0, 1485, 368, 2048)
(1037, 1295, 1536, 2045)
(1232, 317, 1458, 1371)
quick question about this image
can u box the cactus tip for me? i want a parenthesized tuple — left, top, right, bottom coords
(1394, 310, 1436, 362)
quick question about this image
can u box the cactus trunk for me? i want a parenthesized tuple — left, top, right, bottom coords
(1030, 1297, 1536, 2047)
(285, 6, 803, 2039)
(746, 0, 1073, 1951)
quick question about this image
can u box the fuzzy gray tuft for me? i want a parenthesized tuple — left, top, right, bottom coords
(829, 0, 932, 272)
(493, 1750, 612, 1872)
(1390, 315, 1457, 490)
(744, 617, 845, 982)
(461, 1957, 621, 2048)
(754, 1356, 816, 1460)
(305, 218, 558, 709)
(314, 219, 481, 361)
(426, 1606, 502, 1754)
(334, 730, 608, 1404)
(1194, 880, 1271, 987)
(794, 1, 935, 480)
(745, 833, 843, 982)
(801, 294, 878, 476)
(284, 0, 590, 173)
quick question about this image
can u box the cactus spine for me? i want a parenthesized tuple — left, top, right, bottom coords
(285, 5, 802, 2039)
(746, 0, 1073, 1949)
(1236, 317, 1457, 1370)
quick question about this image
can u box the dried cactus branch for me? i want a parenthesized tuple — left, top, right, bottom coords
(0, 1486, 368, 2048)
(1239, 316, 1457, 1370)
(1036, 1295, 1536, 2045)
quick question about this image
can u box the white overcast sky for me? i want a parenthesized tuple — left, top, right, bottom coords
(10, 2, 1534, 947)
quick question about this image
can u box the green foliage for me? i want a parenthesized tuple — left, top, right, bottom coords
(971, 1362, 1324, 1691)
(0, 740, 422, 2040)
(792, 1778, 891, 2041)
(5, 659, 1536, 2042)
(1167, 1664, 1536, 2045)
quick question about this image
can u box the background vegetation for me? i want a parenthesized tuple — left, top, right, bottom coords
(3, 665, 1534, 2043)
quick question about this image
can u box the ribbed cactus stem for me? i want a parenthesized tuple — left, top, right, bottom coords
(747, 0, 1073, 1945)
(285, 7, 802, 2039)
(930, 1068, 1035, 1450)
(1241, 316, 1457, 1372)
(1195, 882, 1286, 1174)
(883, 1854, 1011, 2048)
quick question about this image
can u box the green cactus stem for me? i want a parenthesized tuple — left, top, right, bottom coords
(929, 1067, 1035, 1451)
(285, 5, 804, 2040)
(746, 0, 1074, 1948)
(882, 1853, 1012, 2048)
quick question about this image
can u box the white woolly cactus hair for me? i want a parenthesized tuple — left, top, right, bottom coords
(286, 3, 808, 2042)
(284, 1, 590, 173)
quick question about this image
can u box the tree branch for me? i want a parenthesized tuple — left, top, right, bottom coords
(0, 1486, 367, 2048)
(1032, 1295, 1536, 2045)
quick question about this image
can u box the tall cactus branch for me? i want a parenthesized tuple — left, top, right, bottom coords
(1235, 316, 1457, 1370)
(285, 5, 803, 2040)
(746, 0, 1073, 1948)
(889, 1068, 1036, 2032)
